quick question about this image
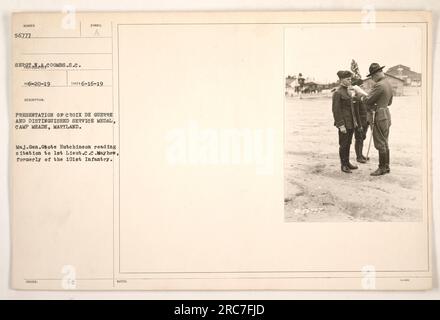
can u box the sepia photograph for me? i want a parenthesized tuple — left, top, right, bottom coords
(284, 24, 425, 222)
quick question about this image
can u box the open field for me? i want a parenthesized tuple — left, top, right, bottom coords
(284, 94, 423, 222)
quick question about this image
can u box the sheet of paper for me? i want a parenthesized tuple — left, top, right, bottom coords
(11, 11, 432, 290)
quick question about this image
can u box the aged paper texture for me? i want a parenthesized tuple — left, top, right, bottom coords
(11, 11, 432, 290)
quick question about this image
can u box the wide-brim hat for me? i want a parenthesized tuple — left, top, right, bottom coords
(367, 63, 385, 77)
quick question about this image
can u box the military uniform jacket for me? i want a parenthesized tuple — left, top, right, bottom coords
(354, 97, 368, 127)
(332, 86, 362, 129)
(363, 76, 393, 123)
(363, 76, 393, 110)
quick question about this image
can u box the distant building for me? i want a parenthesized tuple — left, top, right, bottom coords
(362, 73, 405, 96)
(285, 77, 297, 96)
(386, 64, 421, 86)
(285, 77, 296, 88)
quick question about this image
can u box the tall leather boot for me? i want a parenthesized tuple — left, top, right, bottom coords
(339, 147, 344, 165)
(346, 144, 358, 170)
(340, 147, 351, 173)
(370, 151, 387, 176)
(385, 149, 390, 173)
(355, 141, 367, 163)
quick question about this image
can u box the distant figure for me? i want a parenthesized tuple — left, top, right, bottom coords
(332, 70, 359, 173)
(353, 63, 393, 176)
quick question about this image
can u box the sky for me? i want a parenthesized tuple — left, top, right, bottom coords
(284, 24, 423, 84)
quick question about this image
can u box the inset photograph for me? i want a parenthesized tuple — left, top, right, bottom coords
(284, 25, 424, 222)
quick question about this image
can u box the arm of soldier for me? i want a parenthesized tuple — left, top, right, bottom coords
(361, 83, 383, 109)
(332, 92, 346, 132)
(351, 85, 368, 96)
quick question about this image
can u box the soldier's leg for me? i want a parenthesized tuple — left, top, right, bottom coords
(354, 127, 366, 163)
(386, 148, 390, 173)
(363, 123, 369, 136)
(346, 129, 358, 170)
(364, 123, 372, 160)
(382, 120, 391, 173)
(338, 129, 351, 173)
(361, 124, 368, 160)
(371, 119, 389, 176)
(338, 130, 344, 165)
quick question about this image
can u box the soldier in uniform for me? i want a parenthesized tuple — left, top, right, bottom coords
(351, 78, 369, 163)
(332, 70, 359, 173)
(353, 63, 393, 176)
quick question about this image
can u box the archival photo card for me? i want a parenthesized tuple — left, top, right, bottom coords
(10, 11, 432, 291)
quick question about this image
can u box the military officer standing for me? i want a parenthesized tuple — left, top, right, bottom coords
(332, 70, 359, 173)
(351, 78, 369, 163)
(353, 63, 393, 176)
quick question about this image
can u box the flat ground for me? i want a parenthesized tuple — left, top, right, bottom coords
(284, 93, 423, 222)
